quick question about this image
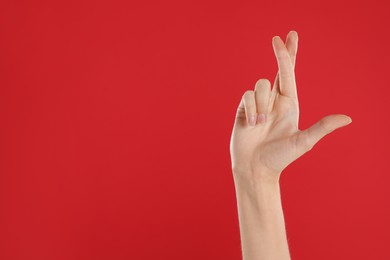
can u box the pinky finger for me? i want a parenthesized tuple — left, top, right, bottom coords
(243, 90, 257, 127)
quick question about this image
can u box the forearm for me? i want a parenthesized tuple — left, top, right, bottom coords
(233, 172, 291, 260)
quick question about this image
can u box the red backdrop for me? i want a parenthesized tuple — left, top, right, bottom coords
(1, 0, 389, 259)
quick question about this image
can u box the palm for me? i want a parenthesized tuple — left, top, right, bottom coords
(230, 31, 352, 177)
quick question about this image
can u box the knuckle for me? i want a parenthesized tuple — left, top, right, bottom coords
(318, 120, 331, 134)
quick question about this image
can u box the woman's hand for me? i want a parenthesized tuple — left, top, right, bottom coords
(230, 31, 352, 184)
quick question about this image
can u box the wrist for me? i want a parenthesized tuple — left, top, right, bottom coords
(233, 165, 281, 183)
(233, 172, 283, 217)
(232, 169, 281, 195)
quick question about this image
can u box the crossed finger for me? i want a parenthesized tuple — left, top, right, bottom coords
(272, 32, 298, 99)
(236, 31, 298, 127)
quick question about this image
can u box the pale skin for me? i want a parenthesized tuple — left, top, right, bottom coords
(230, 31, 352, 260)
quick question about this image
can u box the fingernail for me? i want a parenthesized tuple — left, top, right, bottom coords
(257, 113, 266, 124)
(248, 115, 257, 127)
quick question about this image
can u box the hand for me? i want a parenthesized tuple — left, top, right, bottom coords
(230, 31, 352, 183)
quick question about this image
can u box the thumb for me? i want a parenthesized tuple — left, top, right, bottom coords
(296, 114, 353, 151)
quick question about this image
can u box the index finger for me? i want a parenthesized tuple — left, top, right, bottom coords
(272, 35, 297, 98)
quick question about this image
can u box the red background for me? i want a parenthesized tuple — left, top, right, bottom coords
(1, 0, 389, 259)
